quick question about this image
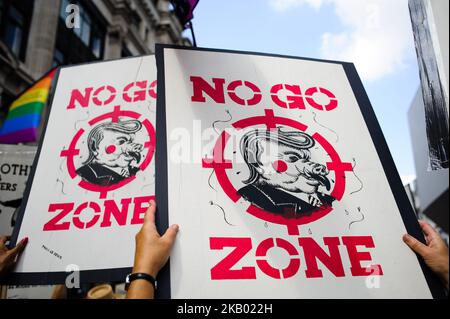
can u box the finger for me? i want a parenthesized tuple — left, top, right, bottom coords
(403, 234, 429, 257)
(0, 235, 10, 246)
(143, 200, 157, 226)
(6, 237, 28, 261)
(419, 220, 440, 241)
(162, 224, 179, 246)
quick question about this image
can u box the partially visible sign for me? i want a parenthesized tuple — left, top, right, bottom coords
(9, 56, 157, 285)
(0, 144, 36, 236)
(409, 0, 449, 170)
(5, 285, 53, 299)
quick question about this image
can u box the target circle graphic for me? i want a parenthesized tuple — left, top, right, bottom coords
(202, 109, 353, 235)
(60, 105, 156, 199)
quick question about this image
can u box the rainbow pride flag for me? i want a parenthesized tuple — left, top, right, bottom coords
(0, 69, 57, 144)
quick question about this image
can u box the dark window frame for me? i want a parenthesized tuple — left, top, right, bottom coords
(0, 89, 15, 123)
(53, 0, 106, 66)
(0, 0, 34, 61)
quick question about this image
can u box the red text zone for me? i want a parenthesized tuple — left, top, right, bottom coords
(210, 237, 383, 280)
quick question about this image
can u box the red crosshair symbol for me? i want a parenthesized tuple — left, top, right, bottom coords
(202, 109, 353, 236)
(60, 105, 156, 199)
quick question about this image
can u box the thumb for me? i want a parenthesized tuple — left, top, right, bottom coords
(403, 234, 429, 257)
(143, 200, 157, 226)
(7, 237, 28, 261)
(162, 224, 179, 246)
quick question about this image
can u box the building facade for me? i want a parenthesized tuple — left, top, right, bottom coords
(0, 0, 190, 122)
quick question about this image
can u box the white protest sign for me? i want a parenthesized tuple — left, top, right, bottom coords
(155, 46, 435, 299)
(9, 56, 157, 284)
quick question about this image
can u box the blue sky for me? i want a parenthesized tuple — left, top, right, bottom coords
(186, 0, 421, 184)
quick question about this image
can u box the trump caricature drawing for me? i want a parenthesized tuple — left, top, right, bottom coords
(76, 120, 144, 187)
(238, 128, 335, 218)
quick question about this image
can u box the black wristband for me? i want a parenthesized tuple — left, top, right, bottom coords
(125, 273, 157, 291)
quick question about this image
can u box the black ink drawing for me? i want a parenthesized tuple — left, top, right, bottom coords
(348, 207, 365, 229)
(74, 110, 90, 131)
(207, 169, 217, 192)
(237, 128, 335, 218)
(76, 120, 144, 186)
(212, 110, 232, 135)
(57, 156, 67, 195)
(208, 111, 233, 192)
(350, 157, 364, 195)
(312, 112, 339, 143)
(56, 178, 67, 195)
(209, 201, 235, 226)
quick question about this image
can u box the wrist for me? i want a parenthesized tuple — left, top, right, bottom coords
(132, 264, 159, 278)
(437, 261, 449, 290)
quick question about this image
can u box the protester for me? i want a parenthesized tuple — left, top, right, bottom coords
(126, 200, 179, 299)
(0, 236, 28, 278)
(403, 220, 449, 290)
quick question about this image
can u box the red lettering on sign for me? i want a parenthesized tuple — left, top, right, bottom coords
(190, 76, 338, 111)
(66, 80, 156, 110)
(342, 236, 383, 276)
(227, 80, 262, 106)
(298, 237, 345, 278)
(270, 84, 306, 109)
(43, 196, 152, 231)
(100, 198, 132, 228)
(93, 85, 117, 106)
(123, 81, 148, 103)
(43, 203, 74, 231)
(130, 196, 153, 225)
(66, 88, 94, 109)
(209, 236, 382, 280)
(255, 238, 300, 279)
(210, 237, 257, 280)
(190, 76, 226, 104)
(72, 202, 101, 229)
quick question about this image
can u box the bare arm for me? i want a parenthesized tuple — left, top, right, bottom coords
(126, 200, 179, 299)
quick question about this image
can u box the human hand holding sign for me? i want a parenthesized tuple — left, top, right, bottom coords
(0, 236, 28, 279)
(127, 200, 179, 299)
(403, 220, 449, 290)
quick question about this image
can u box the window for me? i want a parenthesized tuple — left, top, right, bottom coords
(55, 0, 105, 65)
(4, 6, 23, 56)
(121, 45, 132, 58)
(0, 0, 33, 60)
(0, 1, 4, 27)
(91, 29, 102, 58)
(72, 3, 92, 46)
(60, 0, 70, 19)
(0, 90, 15, 124)
(52, 48, 65, 67)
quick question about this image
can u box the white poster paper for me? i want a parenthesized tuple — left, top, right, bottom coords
(11, 56, 157, 283)
(157, 46, 433, 299)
